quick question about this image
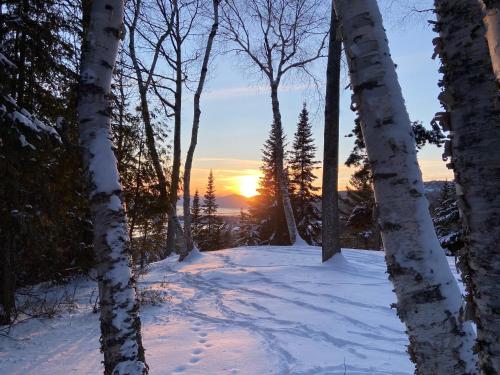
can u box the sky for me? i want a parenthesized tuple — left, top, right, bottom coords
(178, 1, 452, 197)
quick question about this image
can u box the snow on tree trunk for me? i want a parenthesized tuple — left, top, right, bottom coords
(335, 0, 476, 373)
(270, 83, 304, 246)
(483, 0, 500, 82)
(77, 1, 147, 374)
(322, 2, 342, 262)
(183, 0, 219, 257)
(434, 0, 500, 372)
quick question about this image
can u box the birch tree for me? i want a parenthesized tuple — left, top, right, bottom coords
(433, 0, 500, 372)
(322, 1, 342, 261)
(182, 0, 220, 256)
(482, 0, 500, 81)
(221, 0, 328, 245)
(77, 1, 147, 373)
(335, 0, 476, 373)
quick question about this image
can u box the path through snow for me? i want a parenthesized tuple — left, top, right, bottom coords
(0, 246, 464, 374)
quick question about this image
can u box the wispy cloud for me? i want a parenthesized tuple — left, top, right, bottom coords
(203, 83, 311, 101)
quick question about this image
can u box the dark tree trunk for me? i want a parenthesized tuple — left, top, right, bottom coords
(182, 0, 219, 257)
(322, 2, 342, 262)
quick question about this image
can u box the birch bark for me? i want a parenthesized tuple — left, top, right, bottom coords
(77, 0, 147, 373)
(483, 0, 500, 82)
(434, 0, 500, 372)
(335, 0, 476, 373)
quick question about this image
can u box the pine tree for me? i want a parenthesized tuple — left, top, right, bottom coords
(236, 209, 260, 246)
(191, 190, 202, 246)
(432, 181, 463, 256)
(198, 171, 225, 251)
(249, 123, 289, 244)
(289, 103, 321, 245)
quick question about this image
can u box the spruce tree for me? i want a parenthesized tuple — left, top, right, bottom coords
(249, 123, 289, 244)
(191, 190, 202, 246)
(236, 209, 260, 246)
(432, 181, 463, 256)
(289, 103, 321, 245)
(198, 171, 225, 251)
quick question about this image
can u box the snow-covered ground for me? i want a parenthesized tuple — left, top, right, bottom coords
(0, 246, 463, 374)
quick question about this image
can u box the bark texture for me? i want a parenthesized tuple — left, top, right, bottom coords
(483, 0, 500, 82)
(434, 0, 500, 373)
(182, 0, 219, 256)
(77, 1, 147, 374)
(270, 83, 302, 245)
(127, 0, 186, 259)
(336, 1, 476, 373)
(322, 2, 342, 262)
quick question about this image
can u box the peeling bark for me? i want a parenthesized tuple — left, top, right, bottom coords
(322, 2, 342, 262)
(77, 0, 147, 374)
(434, 0, 500, 373)
(335, 1, 476, 373)
(483, 0, 500, 82)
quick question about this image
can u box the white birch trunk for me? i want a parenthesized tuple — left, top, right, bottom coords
(78, 1, 147, 374)
(434, 0, 500, 372)
(335, 1, 476, 373)
(482, 0, 500, 82)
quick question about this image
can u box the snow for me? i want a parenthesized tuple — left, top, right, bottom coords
(0, 246, 467, 374)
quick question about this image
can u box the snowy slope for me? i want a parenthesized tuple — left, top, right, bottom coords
(0, 246, 464, 375)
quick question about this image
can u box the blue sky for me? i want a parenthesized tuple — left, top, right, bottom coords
(179, 2, 453, 195)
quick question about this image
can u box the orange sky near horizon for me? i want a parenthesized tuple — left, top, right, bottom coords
(190, 157, 454, 197)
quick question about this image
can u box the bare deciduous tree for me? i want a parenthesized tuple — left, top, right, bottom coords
(126, 0, 187, 258)
(182, 0, 220, 256)
(221, 0, 328, 244)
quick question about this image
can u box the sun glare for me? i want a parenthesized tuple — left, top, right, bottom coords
(238, 175, 259, 198)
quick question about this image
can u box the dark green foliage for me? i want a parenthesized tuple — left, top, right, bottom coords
(111, 59, 170, 265)
(191, 190, 202, 245)
(432, 181, 463, 255)
(235, 209, 260, 246)
(289, 103, 321, 245)
(342, 117, 445, 249)
(0, 1, 93, 325)
(196, 171, 226, 251)
(248, 123, 289, 245)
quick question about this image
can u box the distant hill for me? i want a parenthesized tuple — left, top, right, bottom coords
(217, 194, 251, 209)
(179, 194, 251, 209)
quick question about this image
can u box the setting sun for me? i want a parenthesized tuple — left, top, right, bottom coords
(238, 175, 260, 197)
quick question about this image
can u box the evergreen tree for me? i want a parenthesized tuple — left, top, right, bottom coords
(235, 209, 260, 246)
(249, 123, 289, 244)
(198, 171, 225, 251)
(289, 103, 321, 245)
(191, 190, 202, 246)
(342, 117, 445, 249)
(0, 1, 93, 324)
(432, 181, 463, 256)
